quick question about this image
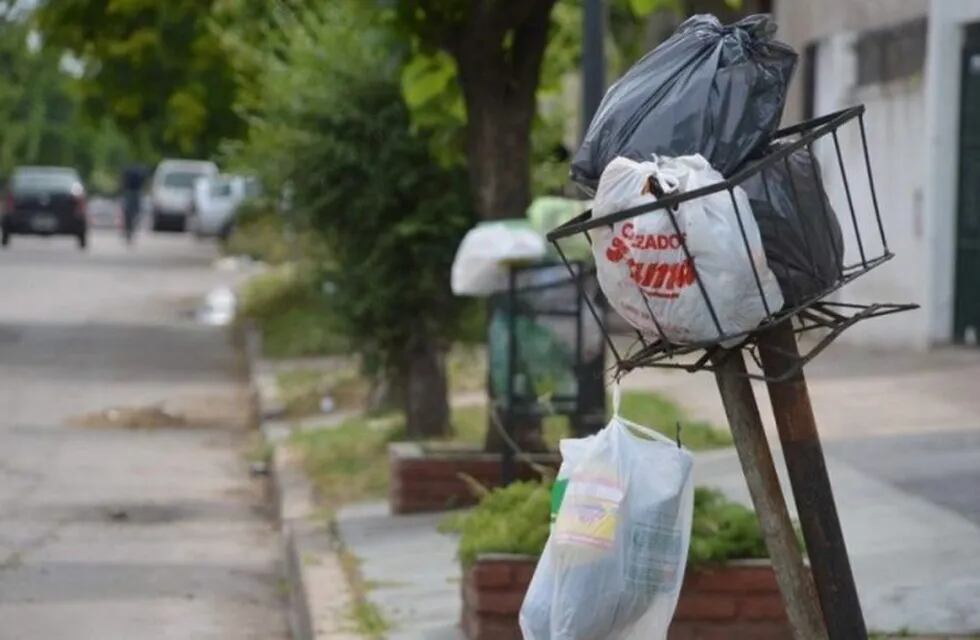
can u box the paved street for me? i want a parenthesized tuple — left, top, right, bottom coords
(0, 230, 288, 639)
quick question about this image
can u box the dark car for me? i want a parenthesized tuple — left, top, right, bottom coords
(2, 166, 88, 249)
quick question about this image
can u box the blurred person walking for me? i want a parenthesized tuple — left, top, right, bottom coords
(120, 164, 147, 244)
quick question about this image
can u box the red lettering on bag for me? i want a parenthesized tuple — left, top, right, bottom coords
(604, 224, 696, 298)
(606, 237, 629, 262)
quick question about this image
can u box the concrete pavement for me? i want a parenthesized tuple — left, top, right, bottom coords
(336, 336, 980, 637)
(0, 231, 288, 639)
(620, 339, 980, 635)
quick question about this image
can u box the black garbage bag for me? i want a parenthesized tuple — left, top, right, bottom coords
(742, 145, 844, 306)
(571, 14, 797, 191)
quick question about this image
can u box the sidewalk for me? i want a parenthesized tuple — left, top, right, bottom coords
(335, 447, 980, 637)
(337, 502, 463, 640)
(268, 338, 980, 637)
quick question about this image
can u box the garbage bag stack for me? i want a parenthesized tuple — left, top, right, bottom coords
(571, 14, 797, 191)
(571, 12, 847, 330)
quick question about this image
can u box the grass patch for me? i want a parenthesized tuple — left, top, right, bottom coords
(245, 434, 273, 465)
(617, 390, 732, 451)
(351, 601, 389, 637)
(446, 344, 487, 394)
(446, 390, 731, 452)
(291, 414, 403, 513)
(339, 548, 390, 638)
(276, 366, 368, 418)
(449, 404, 567, 449)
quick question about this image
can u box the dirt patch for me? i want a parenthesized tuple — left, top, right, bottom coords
(69, 388, 256, 430)
(71, 405, 189, 429)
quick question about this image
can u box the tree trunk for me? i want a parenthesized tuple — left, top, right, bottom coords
(403, 334, 451, 439)
(454, 0, 557, 222)
(453, 0, 558, 453)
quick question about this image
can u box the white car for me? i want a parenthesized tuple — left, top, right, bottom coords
(149, 159, 218, 232)
(189, 175, 260, 239)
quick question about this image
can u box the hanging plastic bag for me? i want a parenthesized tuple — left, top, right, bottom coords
(742, 144, 844, 305)
(591, 155, 783, 345)
(451, 220, 546, 296)
(571, 14, 797, 191)
(519, 383, 695, 640)
(520, 436, 596, 640)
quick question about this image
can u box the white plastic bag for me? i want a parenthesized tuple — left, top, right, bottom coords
(520, 384, 695, 640)
(450, 220, 546, 296)
(592, 155, 783, 344)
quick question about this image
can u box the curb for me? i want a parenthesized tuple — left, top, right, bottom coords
(243, 324, 360, 640)
(273, 446, 360, 640)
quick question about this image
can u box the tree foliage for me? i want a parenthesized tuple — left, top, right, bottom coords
(35, 0, 241, 159)
(0, 11, 129, 186)
(235, 4, 475, 436)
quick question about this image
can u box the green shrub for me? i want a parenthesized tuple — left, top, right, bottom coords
(449, 483, 773, 569)
(237, 264, 348, 358)
(688, 487, 771, 566)
(224, 198, 294, 265)
(444, 480, 552, 567)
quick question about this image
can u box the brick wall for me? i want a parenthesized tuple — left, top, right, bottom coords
(460, 555, 794, 640)
(671, 561, 794, 640)
(389, 442, 560, 514)
(461, 554, 537, 640)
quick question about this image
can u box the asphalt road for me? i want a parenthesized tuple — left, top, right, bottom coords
(0, 230, 288, 639)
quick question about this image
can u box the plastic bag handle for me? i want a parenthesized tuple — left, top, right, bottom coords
(612, 379, 677, 446)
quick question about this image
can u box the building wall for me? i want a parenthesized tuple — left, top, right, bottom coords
(923, 1, 980, 344)
(810, 33, 930, 348)
(777, 0, 980, 346)
(775, 0, 929, 123)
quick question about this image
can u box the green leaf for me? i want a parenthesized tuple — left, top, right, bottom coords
(401, 51, 456, 109)
(628, 0, 665, 16)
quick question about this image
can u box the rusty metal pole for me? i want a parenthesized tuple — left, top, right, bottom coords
(712, 350, 828, 640)
(757, 322, 868, 640)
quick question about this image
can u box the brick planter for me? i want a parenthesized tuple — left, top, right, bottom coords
(460, 556, 793, 640)
(388, 442, 561, 514)
(461, 554, 537, 640)
(672, 560, 794, 640)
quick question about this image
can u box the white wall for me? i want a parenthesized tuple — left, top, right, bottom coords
(775, 0, 929, 123)
(923, 1, 980, 344)
(804, 31, 930, 348)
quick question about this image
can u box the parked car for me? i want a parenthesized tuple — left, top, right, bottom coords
(2, 166, 88, 249)
(149, 159, 218, 232)
(189, 174, 260, 239)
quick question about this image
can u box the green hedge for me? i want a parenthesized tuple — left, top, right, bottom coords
(450, 482, 776, 568)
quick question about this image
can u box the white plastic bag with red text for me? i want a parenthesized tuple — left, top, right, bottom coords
(519, 384, 695, 640)
(592, 155, 783, 344)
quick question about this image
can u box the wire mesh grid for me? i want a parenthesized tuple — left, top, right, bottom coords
(547, 106, 918, 381)
(490, 262, 605, 417)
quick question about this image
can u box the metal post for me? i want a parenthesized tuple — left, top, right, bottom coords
(757, 322, 868, 640)
(582, 0, 605, 137)
(712, 350, 829, 640)
(501, 269, 518, 485)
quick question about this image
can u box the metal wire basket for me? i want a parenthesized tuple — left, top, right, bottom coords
(547, 106, 917, 381)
